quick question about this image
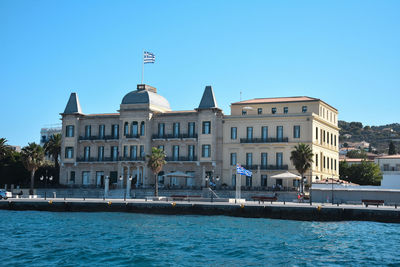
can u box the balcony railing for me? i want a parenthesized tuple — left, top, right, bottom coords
(152, 133, 198, 140)
(260, 164, 289, 170)
(125, 134, 141, 139)
(166, 156, 198, 162)
(77, 157, 119, 162)
(119, 156, 145, 162)
(242, 165, 259, 170)
(240, 137, 289, 144)
(79, 135, 119, 141)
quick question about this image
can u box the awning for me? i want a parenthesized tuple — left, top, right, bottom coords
(271, 171, 301, 179)
(163, 171, 192, 178)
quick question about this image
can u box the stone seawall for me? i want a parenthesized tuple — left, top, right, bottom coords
(1, 199, 400, 223)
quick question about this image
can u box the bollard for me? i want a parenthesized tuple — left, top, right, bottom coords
(83, 197, 85, 201)
(337, 203, 339, 206)
(103, 196, 105, 201)
(64, 196, 66, 201)
(284, 201, 285, 205)
(44, 192, 47, 200)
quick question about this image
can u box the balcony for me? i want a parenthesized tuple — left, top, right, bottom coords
(77, 157, 119, 162)
(79, 135, 119, 141)
(119, 156, 145, 162)
(166, 156, 198, 162)
(242, 165, 259, 170)
(152, 133, 198, 140)
(240, 137, 289, 144)
(260, 164, 289, 170)
(125, 134, 141, 139)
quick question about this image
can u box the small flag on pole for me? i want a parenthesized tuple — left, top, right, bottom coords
(236, 164, 252, 177)
(144, 51, 155, 64)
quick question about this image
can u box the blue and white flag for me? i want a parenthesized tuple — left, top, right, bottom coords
(236, 164, 252, 177)
(144, 51, 155, 64)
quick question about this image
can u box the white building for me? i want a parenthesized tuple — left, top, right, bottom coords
(375, 155, 400, 189)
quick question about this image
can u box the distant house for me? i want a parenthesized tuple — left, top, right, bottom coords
(375, 155, 400, 189)
(342, 134, 352, 139)
(339, 157, 373, 166)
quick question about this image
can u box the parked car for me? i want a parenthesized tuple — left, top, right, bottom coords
(0, 189, 11, 200)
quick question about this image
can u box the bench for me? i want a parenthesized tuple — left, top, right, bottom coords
(251, 196, 278, 204)
(362, 199, 384, 207)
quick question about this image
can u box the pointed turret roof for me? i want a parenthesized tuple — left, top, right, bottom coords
(197, 86, 218, 110)
(63, 93, 82, 114)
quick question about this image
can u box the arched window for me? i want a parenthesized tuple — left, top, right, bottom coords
(140, 121, 145, 136)
(124, 122, 129, 136)
(131, 122, 138, 137)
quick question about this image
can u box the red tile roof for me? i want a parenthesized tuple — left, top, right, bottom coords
(86, 113, 120, 116)
(377, 154, 400, 159)
(232, 96, 318, 105)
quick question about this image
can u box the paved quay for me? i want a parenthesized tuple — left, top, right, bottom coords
(1, 198, 400, 223)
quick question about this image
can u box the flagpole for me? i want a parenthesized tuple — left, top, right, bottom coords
(141, 49, 144, 84)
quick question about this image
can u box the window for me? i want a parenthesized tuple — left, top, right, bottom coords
(173, 145, 179, 160)
(334, 135, 337, 146)
(131, 122, 138, 136)
(231, 127, 237, 140)
(85, 125, 91, 138)
(331, 134, 333, 145)
(383, 164, 389, 171)
(202, 121, 211, 134)
(334, 159, 337, 171)
(124, 122, 129, 136)
(158, 145, 164, 151)
(261, 175, 268, 187)
(173, 122, 180, 137)
(316, 154, 319, 167)
(246, 153, 252, 166)
(261, 126, 268, 141)
(272, 107, 277, 114)
(331, 158, 333, 170)
(293, 125, 300, 138)
(230, 153, 237, 166)
(65, 147, 74, 159)
(257, 108, 262, 115)
(82, 171, 90, 185)
(130, 146, 137, 160)
(277, 126, 283, 141)
(323, 130, 326, 142)
(284, 107, 288, 114)
(188, 122, 195, 137)
(323, 156, 326, 168)
(188, 145, 195, 160)
(66, 125, 74, 137)
(302, 106, 307, 113)
(111, 146, 118, 161)
(140, 121, 145, 136)
(98, 146, 104, 161)
(158, 123, 165, 137)
(261, 153, 268, 167)
(246, 127, 253, 140)
(99, 125, 105, 139)
(327, 157, 330, 169)
(140, 145, 145, 158)
(84, 147, 90, 161)
(123, 146, 128, 158)
(276, 152, 283, 167)
(109, 171, 118, 184)
(112, 124, 119, 138)
(246, 176, 252, 187)
(232, 174, 236, 187)
(242, 110, 247, 115)
(186, 171, 195, 187)
(316, 127, 318, 140)
(70, 171, 75, 184)
(202, 145, 211, 157)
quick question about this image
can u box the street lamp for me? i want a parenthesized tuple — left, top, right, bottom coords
(40, 170, 53, 200)
(205, 174, 220, 203)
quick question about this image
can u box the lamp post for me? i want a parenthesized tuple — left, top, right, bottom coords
(40, 170, 53, 200)
(206, 174, 220, 203)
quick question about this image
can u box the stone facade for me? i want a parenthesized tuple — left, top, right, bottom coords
(60, 85, 339, 190)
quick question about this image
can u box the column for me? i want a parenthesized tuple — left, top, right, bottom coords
(143, 166, 147, 186)
(257, 165, 261, 187)
(202, 166, 206, 187)
(126, 166, 131, 198)
(104, 176, 109, 198)
(229, 168, 232, 187)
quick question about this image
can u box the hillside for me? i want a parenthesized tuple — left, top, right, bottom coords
(339, 121, 400, 153)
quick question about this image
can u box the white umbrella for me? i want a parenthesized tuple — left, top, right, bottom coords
(163, 171, 192, 177)
(271, 171, 301, 190)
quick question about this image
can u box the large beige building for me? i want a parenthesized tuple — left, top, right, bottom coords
(60, 84, 339, 190)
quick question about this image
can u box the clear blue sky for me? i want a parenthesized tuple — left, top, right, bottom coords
(1, 0, 399, 146)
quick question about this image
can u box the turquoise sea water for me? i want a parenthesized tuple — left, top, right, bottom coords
(1, 210, 400, 266)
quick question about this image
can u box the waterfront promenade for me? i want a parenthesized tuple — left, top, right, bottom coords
(1, 197, 400, 223)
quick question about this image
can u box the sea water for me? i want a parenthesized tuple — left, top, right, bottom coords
(1, 210, 400, 266)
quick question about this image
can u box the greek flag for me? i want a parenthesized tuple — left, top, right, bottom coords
(236, 164, 252, 177)
(144, 51, 155, 64)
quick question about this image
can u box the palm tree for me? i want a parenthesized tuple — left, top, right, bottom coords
(290, 143, 314, 193)
(44, 134, 61, 182)
(0, 138, 11, 161)
(146, 147, 166, 197)
(21, 143, 45, 194)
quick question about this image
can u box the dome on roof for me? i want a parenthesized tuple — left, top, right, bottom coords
(121, 89, 171, 110)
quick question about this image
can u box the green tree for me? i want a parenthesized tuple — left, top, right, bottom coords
(146, 147, 166, 197)
(389, 141, 396, 155)
(290, 143, 314, 193)
(340, 160, 382, 185)
(0, 138, 11, 161)
(44, 133, 61, 182)
(21, 143, 45, 194)
(346, 149, 367, 159)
